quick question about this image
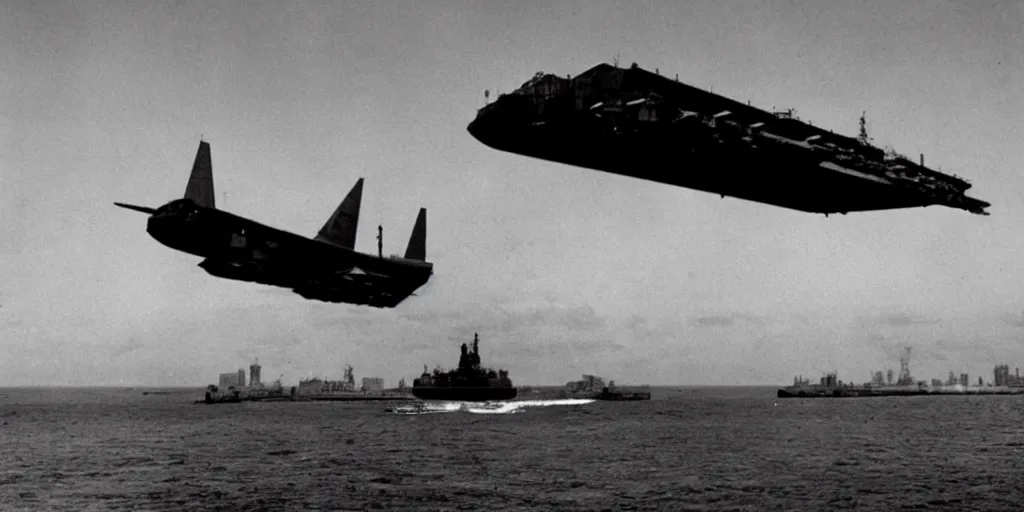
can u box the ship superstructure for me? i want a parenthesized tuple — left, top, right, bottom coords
(412, 333, 517, 401)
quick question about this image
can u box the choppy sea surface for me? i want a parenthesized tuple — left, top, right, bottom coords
(1, 386, 1022, 511)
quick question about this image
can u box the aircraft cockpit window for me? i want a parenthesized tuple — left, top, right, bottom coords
(155, 200, 190, 217)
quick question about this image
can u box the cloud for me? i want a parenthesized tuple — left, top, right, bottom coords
(398, 298, 607, 339)
(999, 311, 1024, 328)
(691, 312, 766, 328)
(108, 337, 145, 359)
(859, 313, 940, 327)
(694, 315, 733, 327)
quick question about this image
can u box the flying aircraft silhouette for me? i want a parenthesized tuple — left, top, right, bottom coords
(467, 63, 990, 216)
(115, 141, 432, 308)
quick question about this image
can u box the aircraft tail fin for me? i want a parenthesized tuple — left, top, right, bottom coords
(314, 178, 363, 249)
(404, 208, 427, 261)
(183, 141, 215, 208)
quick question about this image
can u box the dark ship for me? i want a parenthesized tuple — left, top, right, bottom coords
(467, 63, 989, 216)
(412, 333, 517, 401)
(563, 374, 651, 401)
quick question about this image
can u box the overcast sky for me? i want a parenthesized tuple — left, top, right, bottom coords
(2, 0, 1022, 387)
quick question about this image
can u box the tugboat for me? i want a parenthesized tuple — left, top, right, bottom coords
(412, 333, 517, 401)
(203, 384, 243, 404)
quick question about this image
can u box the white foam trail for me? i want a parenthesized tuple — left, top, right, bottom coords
(387, 398, 596, 415)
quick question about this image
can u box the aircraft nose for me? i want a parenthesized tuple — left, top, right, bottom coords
(466, 116, 484, 140)
(468, 97, 525, 146)
(146, 213, 173, 239)
(467, 111, 501, 144)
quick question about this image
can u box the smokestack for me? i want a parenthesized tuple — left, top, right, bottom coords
(920, 153, 924, 167)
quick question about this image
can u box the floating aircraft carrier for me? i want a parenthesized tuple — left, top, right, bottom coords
(467, 63, 990, 216)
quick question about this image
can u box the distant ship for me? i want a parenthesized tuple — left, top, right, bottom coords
(201, 380, 290, 404)
(563, 374, 651, 401)
(292, 365, 412, 402)
(777, 372, 1024, 398)
(412, 333, 517, 402)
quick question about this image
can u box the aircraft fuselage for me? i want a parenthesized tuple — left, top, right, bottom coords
(143, 199, 433, 304)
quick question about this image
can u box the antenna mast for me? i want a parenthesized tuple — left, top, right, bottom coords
(897, 346, 913, 386)
(858, 111, 872, 145)
(377, 224, 383, 258)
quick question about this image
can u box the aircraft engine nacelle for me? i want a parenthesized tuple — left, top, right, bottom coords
(198, 259, 263, 282)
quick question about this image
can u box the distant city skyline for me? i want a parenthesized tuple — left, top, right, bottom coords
(2, 0, 1023, 387)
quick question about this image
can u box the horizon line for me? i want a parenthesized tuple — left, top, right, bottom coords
(0, 383, 783, 389)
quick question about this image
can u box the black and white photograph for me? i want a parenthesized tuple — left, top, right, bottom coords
(1, 0, 1022, 510)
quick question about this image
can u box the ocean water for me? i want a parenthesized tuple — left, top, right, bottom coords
(1, 386, 1022, 511)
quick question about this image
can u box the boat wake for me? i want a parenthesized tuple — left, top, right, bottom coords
(386, 398, 596, 415)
